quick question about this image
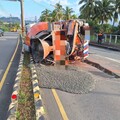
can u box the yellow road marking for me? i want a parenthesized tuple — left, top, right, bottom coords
(0, 38, 20, 91)
(52, 89, 69, 120)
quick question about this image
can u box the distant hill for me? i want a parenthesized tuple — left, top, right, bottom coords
(25, 20, 36, 25)
(0, 17, 20, 23)
(0, 17, 35, 24)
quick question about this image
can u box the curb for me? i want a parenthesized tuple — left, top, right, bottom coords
(7, 53, 24, 120)
(85, 59, 120, 78)
(30, 57, 45, 120)
(90, 42, 120, 52)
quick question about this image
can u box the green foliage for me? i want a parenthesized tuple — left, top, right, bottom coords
(92, 24, 101, 33)
(40, 9, 52, 22)
(39, 3, 78, 22)
(54, 3, 64, 21)
(71, 14, 78, 19)
(0, 24, 9, 31)
(13, 23, 20, 29)
(87, 20, 98, 27)
(16, 111, 20, 119)
(88, 19, 115, 33)
(118, 21, 120, 28)
(79, 0, 120, 26)
(96, 0, 113, 24)
(111, 26, 119, 33)
(38, 0, 120, 34)
(112, 0, 120, 26)
(101, 24, 113, 33)
(0, 22, 20, 32)
(79, 0, 120, 34)
(63, 6, 74, 20)
(19, 91, 27, 103)
(79, 0, 95, 20)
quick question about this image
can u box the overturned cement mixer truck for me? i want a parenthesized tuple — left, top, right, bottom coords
(25, 19, 90, 65)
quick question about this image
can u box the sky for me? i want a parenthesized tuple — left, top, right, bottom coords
(0, 0, 80, 21)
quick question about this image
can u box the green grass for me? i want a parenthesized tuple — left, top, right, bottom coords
(17, 52, 36, 120)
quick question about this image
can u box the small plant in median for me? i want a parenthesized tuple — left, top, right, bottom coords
(17, 52, 36, 120)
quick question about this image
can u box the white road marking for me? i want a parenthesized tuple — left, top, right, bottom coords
(0, 38, 7, 41)
(4, 37, 17, 39)
(95, 55, 120, 64)
(105, 57, 120, 64)
(0, 36, 17, 41)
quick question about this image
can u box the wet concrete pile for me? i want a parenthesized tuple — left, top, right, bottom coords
(35, 65, 96, 94)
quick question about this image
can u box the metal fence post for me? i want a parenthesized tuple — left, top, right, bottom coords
(109, 34, 112, 44)
(96, 34, 98, 42)
(104, 34, 106, 42)
(115, 35, 117, 44)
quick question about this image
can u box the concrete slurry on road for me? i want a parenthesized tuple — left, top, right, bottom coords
(0, 32, 21, 120)
(36, 65, 95, 94)
(35, 46, 120, 120)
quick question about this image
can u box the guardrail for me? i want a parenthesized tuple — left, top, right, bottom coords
(91, 34, 120, 45)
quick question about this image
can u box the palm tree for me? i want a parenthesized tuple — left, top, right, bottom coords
(63, 6, 74, 20)
(79, 0, 95, 20)
(71, 14, 78, 19)
(112, 0, 120, 26)
(54, 3, 64, 21)
(40, 9, 51, 22)
(50, 10, 57, 22)
(95, 0, 114, 25)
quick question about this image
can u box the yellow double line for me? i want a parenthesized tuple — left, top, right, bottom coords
(52, 89, 69, 120)
(0, 38, 20, 91)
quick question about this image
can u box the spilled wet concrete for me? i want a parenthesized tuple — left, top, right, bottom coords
(35, 65, 96, 94)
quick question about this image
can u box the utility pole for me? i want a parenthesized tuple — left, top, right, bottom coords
(9, 14, 12, 31)
(35, 16, 37, 23)
(20, 0, 25, 37)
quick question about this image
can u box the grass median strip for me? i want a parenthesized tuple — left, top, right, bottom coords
(17, 52, 36, 120)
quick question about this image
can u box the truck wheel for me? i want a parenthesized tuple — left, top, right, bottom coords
(31, 40, 41, 63)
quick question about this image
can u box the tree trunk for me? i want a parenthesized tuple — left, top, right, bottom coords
(102, 19, 104, 25)
(113, 20, 115, 26)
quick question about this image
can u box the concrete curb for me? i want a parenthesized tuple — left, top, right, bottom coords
(30, 57, 45, 120)
(7, 53, 24, 120)
(85, 59, 120, 78)
(90, 42, 120, 52)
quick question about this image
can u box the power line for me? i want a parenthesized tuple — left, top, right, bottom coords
(32, 0, 54, 10)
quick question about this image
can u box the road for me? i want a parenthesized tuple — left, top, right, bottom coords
(39, 46, 120, 120)
(0, 32, 21, 120)
(89, 46, 120, 76)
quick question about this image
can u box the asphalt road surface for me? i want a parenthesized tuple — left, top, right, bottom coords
(0, 32, 21, 120)
(89, 46, 120, 76)
(89, 46, 120, 62)
(38, 46, 120, 120)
